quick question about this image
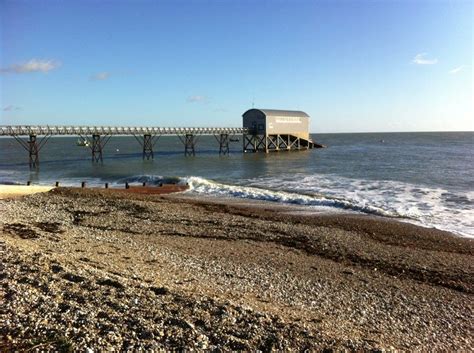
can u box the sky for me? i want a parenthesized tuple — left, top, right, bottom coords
(0, 0, 472, 133)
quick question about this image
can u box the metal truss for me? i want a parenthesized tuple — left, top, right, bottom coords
(243, 134, 315, 153)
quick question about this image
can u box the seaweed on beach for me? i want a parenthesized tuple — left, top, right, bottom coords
(3, 223, 39, 239)
(36, 221, 64, 234)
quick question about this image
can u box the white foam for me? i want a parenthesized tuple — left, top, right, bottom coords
(184, 174, 474, 237)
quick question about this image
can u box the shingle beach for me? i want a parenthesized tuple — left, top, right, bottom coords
(1, 188, 472, 350)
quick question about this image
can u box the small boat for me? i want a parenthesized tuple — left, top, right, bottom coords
(77, 138, 90, 147)
(230, 138, 240, 142)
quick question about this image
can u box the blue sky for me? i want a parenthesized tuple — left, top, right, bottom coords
(0, 0, 472, 132)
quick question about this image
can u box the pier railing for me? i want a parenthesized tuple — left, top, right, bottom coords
(0, 125, 247, 136)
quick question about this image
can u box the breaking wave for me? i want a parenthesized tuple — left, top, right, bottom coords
(183, 175, 474, 237)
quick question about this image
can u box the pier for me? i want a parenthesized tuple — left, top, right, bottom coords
(0, 126, 246, 168)
(0, 109, 324, 169)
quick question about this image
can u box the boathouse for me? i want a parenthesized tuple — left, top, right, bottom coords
(242, 108, 322, 152)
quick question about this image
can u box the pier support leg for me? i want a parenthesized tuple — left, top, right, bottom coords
(177, 134, 197, 156)
(11, 133, 52, 170)
(91, 134, 103, 163)
(28, 135, 39, 169)
(184, 134, 195, 156)
(278, 135, 289, 150)
(87, 134, 111, 163)
(216, 133, 229, 155)
(143, 134, 154, 160)
(243, 134, 255, 152)
(243, 134, 270, 153)
(133, 133, 160, 160)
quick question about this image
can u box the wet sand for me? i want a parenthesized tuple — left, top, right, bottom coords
(0, 187, 473, 350)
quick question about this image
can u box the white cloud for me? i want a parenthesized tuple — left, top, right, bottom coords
(186, 95, 208, 103)
(412, 53, 438, 65)
(449, 65, 468, 74)
(0, 59, 60, 73)
(90, 72, 110, 81)
(3, 105, 21, 111)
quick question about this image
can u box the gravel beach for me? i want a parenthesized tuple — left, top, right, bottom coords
(1, 187, 473, 351)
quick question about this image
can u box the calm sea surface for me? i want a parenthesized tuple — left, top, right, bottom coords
(0, 131, 472, 236)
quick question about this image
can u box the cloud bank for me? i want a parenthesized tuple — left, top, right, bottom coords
(0, 59, 60, 74)
(412, 53, 438, 65)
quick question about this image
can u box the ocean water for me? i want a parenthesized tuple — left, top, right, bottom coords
(0, 131, 472, 237)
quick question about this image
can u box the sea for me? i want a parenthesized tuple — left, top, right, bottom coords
(0, 131, 472, 237)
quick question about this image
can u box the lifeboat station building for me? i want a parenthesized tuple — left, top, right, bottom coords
(242, 108, 322, 153)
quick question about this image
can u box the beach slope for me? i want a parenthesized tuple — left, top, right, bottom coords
(1, 188, 472, 350)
